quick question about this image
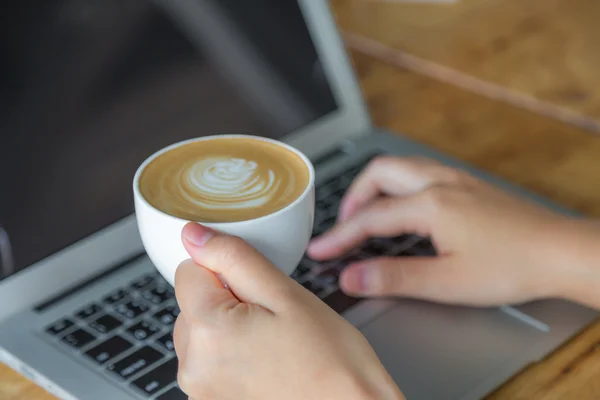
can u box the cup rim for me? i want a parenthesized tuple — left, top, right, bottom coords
(133, 134, 315, 226)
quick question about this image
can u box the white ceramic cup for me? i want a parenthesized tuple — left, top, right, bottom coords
(133, 134, 315, 286)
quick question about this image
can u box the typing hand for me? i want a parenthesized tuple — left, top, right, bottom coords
(174, 222, 404, 400)
(309, 156, 600, 308)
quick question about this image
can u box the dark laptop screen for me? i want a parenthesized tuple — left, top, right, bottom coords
(0, 0, 338, 279)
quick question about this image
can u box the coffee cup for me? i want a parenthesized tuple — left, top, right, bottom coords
(133, 134, 315, 286)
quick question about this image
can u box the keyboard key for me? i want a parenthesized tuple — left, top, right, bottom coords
(127, 320, 161, 340)
(89, 314, 123, 334)
(107, 346, 163, 379)
(61, 328, 96, 349)
(130, 274, 156, 290)
(301, 280, 321, 294)
(312, 226, 325, 238)
(331, 186, 347, 199)
(291, 269, 304, 281)
(322, 290, 361, 314)
(297, 260, 312, 274)
(45, 318, 74, 335)
(291, 270, 308, 281)
(316, 268, 339, 286)
(313, 260, 344, 275)
(346, 165, 363, 179)
(154, 275, 170, 286)
(324, 196, 341, 212)
(85, 335, 133, 364)
(316, 198, 328, 210)
(320, 216, 336, 231)
(153, 306, 179, 326)
(398, 247, 421, 257)
(325, 175, 346, 191)
(392, 234, 415, 244)
(75, 303, 103, 320)
(131, 357, 178, 396)
(315, 186, 334, 201)
(340, 250, 371, 266)
(156, 334, 175, 352)
(157, 387, 187, 400)
(351, 155, 378, 175)
(114, 300, 149, 319)
(314, 206, 327, 220)
(406, 238, 437, 256)
(103, 289, 129, 305)
(291, 260, 312, 280)
(142, 286, 174, 305)
(362, 240, 391, 256)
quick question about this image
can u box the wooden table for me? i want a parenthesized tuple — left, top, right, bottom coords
(333, 0, 600, 123)
(3, 2, 600, 399)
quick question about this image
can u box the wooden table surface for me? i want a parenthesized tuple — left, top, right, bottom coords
(333, 0, 600, 123)
(3, 1, 600, 399)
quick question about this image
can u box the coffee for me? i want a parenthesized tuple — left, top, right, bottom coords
(139, 137, 310, 222)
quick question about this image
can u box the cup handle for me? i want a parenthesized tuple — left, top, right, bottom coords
(0, 226, 15, 278)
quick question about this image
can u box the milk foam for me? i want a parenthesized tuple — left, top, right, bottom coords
(139, 137, 310, 222)
(179, 157, 286, 210)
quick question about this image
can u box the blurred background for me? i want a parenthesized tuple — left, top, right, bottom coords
(0, 0, 337, 277)
(3, 0, 600, 288)
(331, 0, 600, 215)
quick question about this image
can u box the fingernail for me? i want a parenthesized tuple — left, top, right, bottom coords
(183, 223, 214, 247)
(341, 264, 367, 293)
(341, 264, 379, 295)
(308, 236, 323, 250)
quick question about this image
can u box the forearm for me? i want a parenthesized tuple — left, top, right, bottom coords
(566, 271, 600, 309)
(562, 256, 600, 310)
(551, 219, 600, 309)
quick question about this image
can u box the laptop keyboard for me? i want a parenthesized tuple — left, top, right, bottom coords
(43, 154, 436, 399)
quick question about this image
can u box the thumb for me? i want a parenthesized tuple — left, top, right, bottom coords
(181, 222, 293, 309)
(340, 257, 461, 302)
(174, 260, 238, 322)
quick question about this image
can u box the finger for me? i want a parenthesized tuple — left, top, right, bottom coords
(340, 256, 466, 303)
(182, 222, 294, 310)
(173, 314, 189, 368)
(175, 258, 240, 320)
(338, 156, 457, 221)
(173, 314, 189, 358)
(308, 195, 434, 260)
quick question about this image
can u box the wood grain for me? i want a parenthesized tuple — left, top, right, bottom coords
(3, 3, 600, 399)
(332, 0, 600, 122)
(0, 364, 56, 400)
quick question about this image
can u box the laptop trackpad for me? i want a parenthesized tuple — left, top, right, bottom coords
(360, 300, 545, 400)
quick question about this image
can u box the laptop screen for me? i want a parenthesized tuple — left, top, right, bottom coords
(0, 0, 338, 280)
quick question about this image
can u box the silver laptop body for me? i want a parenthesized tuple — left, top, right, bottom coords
(0, 1, 596, 399)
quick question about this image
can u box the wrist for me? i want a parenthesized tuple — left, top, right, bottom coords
(544, 218, 600, 309)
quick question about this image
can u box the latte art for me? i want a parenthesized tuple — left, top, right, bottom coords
(139, 137, 310, 222)
(181, 157, 284, 209)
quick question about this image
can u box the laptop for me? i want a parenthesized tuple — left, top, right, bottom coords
(0, 1, 596, 399)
